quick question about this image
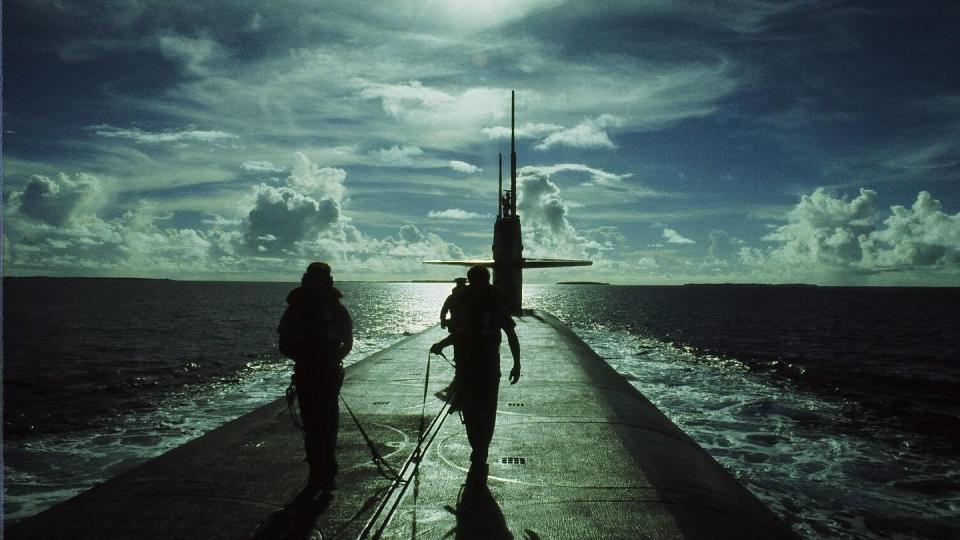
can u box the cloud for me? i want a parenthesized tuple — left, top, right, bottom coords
(4, 197, 247, 278)
(381, 224, 466, 261)
(357, 80, 507, 145)
(285, 152, 347, 201)
(761, 188, 960, 273)
(359, 80, 455, 118)
(241, 160, 285, 173)
(398, 224, 424, 244)
(481, 122, 563, 140)
(662, 228, 696, 244)
(11, 173, 107, 227)
(706, 229, 744, 262)
(519, 163, 632, 186)
(243, 184, 341, 252)
(90, 125, 236, 144)
(448, 160, 481, 173)
(861, 191, 960, 268)
(535, 115, 621, 151)
(369, 145, 425, 165)
(516, 168, 609, 258)
(155, 33, 222, 76)
(764, 188, 877, 266)
(428, 208, 484, 219)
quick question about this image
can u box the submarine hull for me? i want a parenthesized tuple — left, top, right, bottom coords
(7, 312, 796, 539)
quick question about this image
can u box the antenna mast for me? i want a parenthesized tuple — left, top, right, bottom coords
(510, 90, 517, 216)
(498, 153, 503, 218)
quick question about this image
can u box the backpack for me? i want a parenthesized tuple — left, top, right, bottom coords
(277, 305, 301, 359)
(278, 288, 347, 361)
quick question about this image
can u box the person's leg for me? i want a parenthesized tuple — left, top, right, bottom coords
(318, 368, 342, 491)
(471, 370, 500, 464)
(297, 366, 341, 492)
(296, 372, 324, 488)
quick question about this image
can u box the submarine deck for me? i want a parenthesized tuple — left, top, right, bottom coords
(7, 311, 795, 539)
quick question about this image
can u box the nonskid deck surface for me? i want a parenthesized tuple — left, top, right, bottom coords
(7, 311, 795, 539)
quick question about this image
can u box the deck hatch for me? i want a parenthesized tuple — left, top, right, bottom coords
(501, 457, 526, 465)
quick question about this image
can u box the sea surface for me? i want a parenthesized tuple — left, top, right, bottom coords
(3, 278, 959, 538)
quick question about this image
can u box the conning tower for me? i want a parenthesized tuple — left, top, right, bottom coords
(494, 91, 523, 314)
(422, 91, 591, 313)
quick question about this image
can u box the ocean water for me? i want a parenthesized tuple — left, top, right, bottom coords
(3, 279, 959, 538)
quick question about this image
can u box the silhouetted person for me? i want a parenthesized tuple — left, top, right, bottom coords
(431, 265, 520, 482)
(438, 277, 469, 409)
(278, 262, 353, 495)
(440, 277, 468, 331)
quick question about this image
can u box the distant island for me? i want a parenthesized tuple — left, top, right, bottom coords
(681, 282, 818, 288)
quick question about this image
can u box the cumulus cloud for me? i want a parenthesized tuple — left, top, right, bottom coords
(428, 209, 484, 219)
(516, 168, 606, 258)
(11, 173, 106, 227)
(535, 114, 620, 151)
(244, 184, 340, 252)
(398, 224, 425, 244)
(4, 196, 247, 278)
(706, 229, 744, 263)
(386, 224, 465, 260)
(861, 191, 960, 268)
(518, 172, 572, 236)
(89, 125, 236, 144)
(762, 188, 960, 273)
(448, 160, 481, 173)
(663, 228, 696, 244)
(285, 152, 347, 201)
(764, 188, 878, 266)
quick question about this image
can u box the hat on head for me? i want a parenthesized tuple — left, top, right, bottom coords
(306, 262, 331, 276)
(303, 261, 333, 287)
(467, 265, 490, 284)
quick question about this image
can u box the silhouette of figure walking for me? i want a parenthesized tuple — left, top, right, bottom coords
(431, 265, 520, 483)
(278, 262, 353, 495)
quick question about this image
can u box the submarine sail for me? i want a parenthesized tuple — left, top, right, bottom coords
(424, 91, 591, 314)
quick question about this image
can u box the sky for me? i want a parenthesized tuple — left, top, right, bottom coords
(3, 0, 959, 285)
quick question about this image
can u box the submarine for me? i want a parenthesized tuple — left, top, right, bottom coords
(7, 93, 797, 539)
(423, 91, 592, 314)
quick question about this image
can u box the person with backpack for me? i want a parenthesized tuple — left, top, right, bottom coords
(278, 262, 353, 495)
(437, 277, 468, 408)
(430, 265, 521, 483)
(439, 277, 468, 331)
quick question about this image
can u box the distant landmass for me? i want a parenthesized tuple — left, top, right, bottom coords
(557, 281, 609, 285)
(681, 282, 818, 287)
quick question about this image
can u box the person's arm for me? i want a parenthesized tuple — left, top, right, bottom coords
(505, 326, 521, 384)
(338, 333, 353, 362)
(337, 306, 354, 361)
(439, 299, 450, 328)
(430, 333, 456, 355)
